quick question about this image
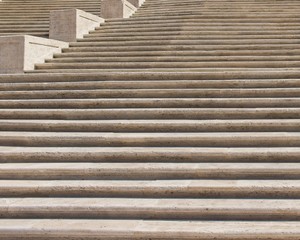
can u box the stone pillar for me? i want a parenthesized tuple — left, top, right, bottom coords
(101, 0, 137, 19)
(0, 35, 68, 74)
(49, 9, 104, 42)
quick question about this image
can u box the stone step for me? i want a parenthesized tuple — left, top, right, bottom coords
(1, 162, 299, 180)
(89, 30, 300, 37)
(0, 25, 48, 29)
(0, 28, 47, 33)
(2, 89, 300, 99)
(136, 7, 300, 12)
(0, 33, 48, 37)
(133, 12, 300, 17)
(0, 9, 99, 13)
(2, 98, 300, 108)
(108, 26, 300, 33)
(0, 219, 299, 240)
(138, 10, 299, 14)
(140, 8, 297, 12)
(97, 28, 300, 35)
(30, 68, 300, 73)
(132, 13, 300, 18)
(4, 79, 300, 91)
(1, 147, 300, 163)
(140, 4, 300, 8)
(0, 108, 299, 120)
(54, 50, 300, 58)
(47, 56, 300, 63)
(99, 21, 300, 27)
(129, 15, 300, 21)
(34, 62, 300, 70)
(1, 119, 300, 132)
(2, 132, 300, 147)
(3, 72, 300, 83)
(69, 39, 300, 46)
(80, 35, 300, 41)
(0, 179, 299, 198)
(0, 198, 299, 220)
(107, 17, 300, 24)
(62, 44, 300, 53)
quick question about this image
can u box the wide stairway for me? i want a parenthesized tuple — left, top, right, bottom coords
(1, 0, 300, 239)
(34, 0, 300, 72)
(0, 0, 101, 38)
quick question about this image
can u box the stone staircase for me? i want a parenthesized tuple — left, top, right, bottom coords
(0, 0, 101, 38)
(1, 0, 300, 238)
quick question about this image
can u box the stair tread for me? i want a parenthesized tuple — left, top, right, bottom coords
(0, 197, 299, 209)
(0, 219, 299, 239)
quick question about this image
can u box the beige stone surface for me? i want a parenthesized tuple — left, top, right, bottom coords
(0, 198, 299, 220)
(0, 0, 300, 238)
(49, 9, 104, 42)
(0, 219, 300, 239)
(101, 0, 137, 19)
(0, 119, 300, 132)
(0, 35, 68, 74)
(127, 0, 145, 7)
(1, 131, 300, 147)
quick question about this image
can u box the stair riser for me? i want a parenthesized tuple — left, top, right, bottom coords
(1, 169, 300, 180)
(1, 81, 299, 91)
(1, 121, 300, 132)
(0, 109, 299, 120)
(62, 45, 300, 52)
(3, 72, 300, 83)
(54, 50, 300, 58)
(1, 149, 300, 163)
(0, 186, 299, 198)
(3, 80, 300, 90)
(2, 90, 300, 99)
(70, 40, 300, 46)
(1, 99, 300, 108)
(2, 135, 300, 147)
(0, 208, 299, 221)
(80, 36, 300, 42)
(33, 63, 300, 70)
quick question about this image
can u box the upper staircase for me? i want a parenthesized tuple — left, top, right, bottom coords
(0, 0, 300, 239)
(0, 0, 101, 38)
(32, 0, 300, 72)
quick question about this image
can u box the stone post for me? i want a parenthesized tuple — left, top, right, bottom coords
(101, 0, 137, 19)
(49, 9, 104, 42)
(0, 35, 68, 74)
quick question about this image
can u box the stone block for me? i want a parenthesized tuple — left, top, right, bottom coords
(101, 0, 137, 19)
(49, 9, 104, 42)
(0, 35, 68, 74)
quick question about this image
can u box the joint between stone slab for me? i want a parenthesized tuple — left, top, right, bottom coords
(125, 1, 137, 11)
(79, 15, 100, 23)
(28, 42, 61, 49)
